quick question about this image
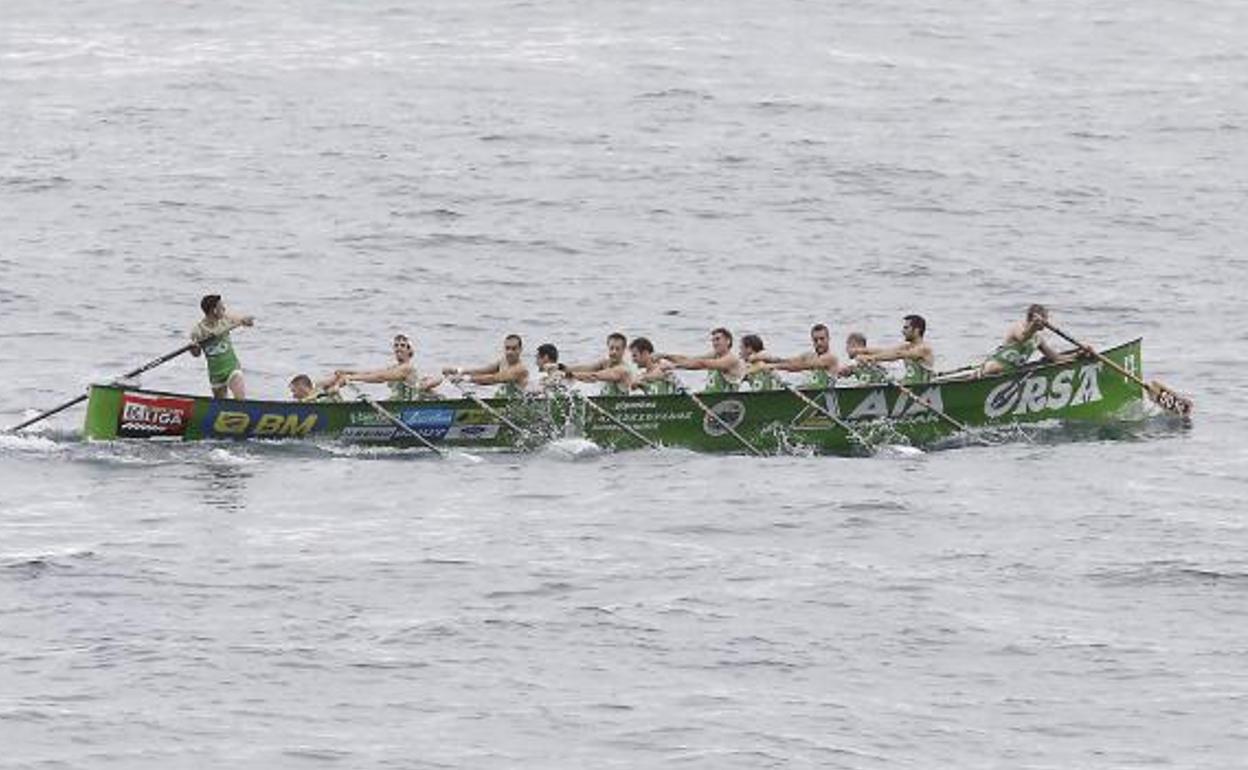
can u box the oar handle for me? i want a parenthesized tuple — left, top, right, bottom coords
(1042, 322, 1143, 387)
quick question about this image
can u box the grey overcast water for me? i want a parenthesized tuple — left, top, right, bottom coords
(2, 0, 1247, 767)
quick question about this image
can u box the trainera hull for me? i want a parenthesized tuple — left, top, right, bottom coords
(82, 339, 1146, 454)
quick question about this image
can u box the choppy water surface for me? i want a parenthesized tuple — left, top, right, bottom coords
(2, 0, 1246, 767)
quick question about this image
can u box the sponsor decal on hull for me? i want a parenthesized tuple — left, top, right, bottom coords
(846, 386, 944, 422)
(203, 403, 322, 439)
(984, 363, 1103, 419)
(118, 394, 194, 438)
(702, 399, 746, 437)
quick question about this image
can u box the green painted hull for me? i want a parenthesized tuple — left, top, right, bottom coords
(83, 339, 1146, 454)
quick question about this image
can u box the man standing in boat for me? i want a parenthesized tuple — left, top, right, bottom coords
(338, 333, 442, 400)
(852, 315, 936, 384)
(628, 337, 679, 395)
(659, 327, 745, 393)
(443, 334, 530, 398)
(566, 332, 633, 396)
(838, 332, 891, 385)
(977, 304, 1092, 377)
(748, 324, 840, 389)
(190, 294, 254, 399)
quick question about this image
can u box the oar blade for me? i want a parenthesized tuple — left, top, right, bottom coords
(1147, 380, 1194, 421)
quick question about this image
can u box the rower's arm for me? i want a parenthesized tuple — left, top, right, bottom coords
(223, 312, 255, 327)
(661, 353, 706, 368)
(1037, 338, 1063, 362)
(454, 362, 500, 377)
(472, 365, 529, 387)
(866, 344, 920, 363)
(346, 363, 408, 384)
(565, 358, 607, 374)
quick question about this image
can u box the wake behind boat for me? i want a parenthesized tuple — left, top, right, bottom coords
(81, 339, 1150, 455)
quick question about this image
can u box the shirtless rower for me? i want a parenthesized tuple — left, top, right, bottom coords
(659, 327, 745, 393)
(288, 373, 343, 403)
(628, 337, 678, 395)
(750, 324, 839, 389)
(338, 333, 443, 401)
(533, 342, 568, 393)
(738, 334, 783, 391)
(566, 332, 633, 396)
(837, 332, 890, 385)
(853, 314, 936, 384)
(190, 294, 255, 399)
(443, 334, 530, 398)
(978, 304, 1092, 377)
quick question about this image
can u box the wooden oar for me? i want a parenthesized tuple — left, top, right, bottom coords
(449, 380, 530, 438)
(777, 381, 914, 455)
(889, 378, 977, 437)
(677, 386, 763, 456)
(6, 325, 238, 433)
(575, 391, 660, 450)
(1043, 322, 1193, 420)
(345, 384, 481, 463)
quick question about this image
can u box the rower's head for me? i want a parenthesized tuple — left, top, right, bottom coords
(846, 332, 867, 357)
(200, 294, 224, 319)
(392, 334, 413, 361)
(503, 334, 523, 365)
(902, 314, 926, 342)
(1025, 304, 1049, 332)
(536, 342, 559, 368)
(739, 334, 764, 358)
(288, 374, 314, 401)
(606, 332, 627, 364)
(710, 327, 733, 356)
(810, 324, 830, 355)
(629, 337, 655, 367)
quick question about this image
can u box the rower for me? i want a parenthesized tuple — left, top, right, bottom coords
(852, 314, 935, 384)
(534, 343, 568, 393)
(738, 334, 783, 391)
(838, 332, 891, 385)
(628, 337, 678, 395)
(190, 294, 254, 399)
(659, 327, 745, 393)
(288, 373, 343, 403)
(749, 324, 839, 389)
(443, 334, 530, 398)
(978, 304, 1092, 377)
(339, 334, 442, 400)
(566, 332, 633, 396)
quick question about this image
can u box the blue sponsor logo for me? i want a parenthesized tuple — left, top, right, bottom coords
(203, 402, 323, 438)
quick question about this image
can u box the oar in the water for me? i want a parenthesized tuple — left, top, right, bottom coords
(448, 379, 530, 438)
(1043, 321, 1193, 421)
(779, 381, 920, 456)
(677, 386, 763, 456)
(344, 384, 479, 463)
(574, 390, 659, 450)
(6, 325, 238, 433)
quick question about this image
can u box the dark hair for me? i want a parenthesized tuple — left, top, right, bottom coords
(1027, 303, 1048, 319)
(607, 332, 627, 346)
(811, 324, 829, 336)
(200, 294, 222, 315)
(536, 343, 558, 362)
(740, 334, 764, 354)
(289, 374, 313, 389)
(629, 337, 654, 354)
(505, 334, 523, 348)
(711, 327, 733, 345)
(847, 331, 867, 346)
(903, 314, 926, 336)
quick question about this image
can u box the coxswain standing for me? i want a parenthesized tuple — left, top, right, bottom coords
(190, 294, 254, 399)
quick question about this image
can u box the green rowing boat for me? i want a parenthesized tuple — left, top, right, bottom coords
(82, 339, 1148, 454)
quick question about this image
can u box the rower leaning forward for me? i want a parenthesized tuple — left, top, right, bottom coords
(852, 314, 935, 384)
(749, 323, 840, 389)
(659, 327, 745, 393)
(443, 334, 530, 398)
